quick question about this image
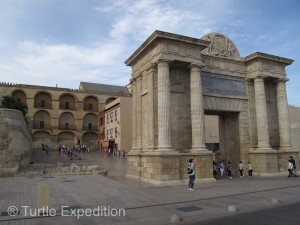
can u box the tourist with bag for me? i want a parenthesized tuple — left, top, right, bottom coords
(187, 158, 196, 190)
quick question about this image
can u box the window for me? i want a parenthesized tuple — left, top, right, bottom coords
(65, 102, 70, 109)
(88, 123, 92, 131)
(65, 123, 69, 129)
(110, 112, 113, 122)
(100, 117, 103, 125)
(107, 114, 109, 124)
(40, 121, 44, 129)
(107, 130, 109, 139)
(88, 104, 93, 110)
(115, 127, 118, 138)
(115, 110, 117, 121)
(110, 128, 113, 138)
(41, 100, 46, 107)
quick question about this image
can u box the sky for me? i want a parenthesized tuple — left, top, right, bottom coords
(0, 0, 299, 106)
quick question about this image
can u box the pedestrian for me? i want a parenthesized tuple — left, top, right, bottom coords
(227, 161, 232, 179)
(238, 161, 244, 178)
(187, 158, 196, 190)
(289, 156, 298, 177)
(44, 145, 49, 155)
(219, 160, 224, 177)
(288, 159, 295, 177)
(213, 160, 218, 179)
(248, 161, 253, 178)
(122, 150, 126, 159)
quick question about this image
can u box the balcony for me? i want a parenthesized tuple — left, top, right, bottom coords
(83, 104, 98, 112)
(83, 125, 98, 131)
(58, 124, 77, 130)
(34, 103, 52, 109)
(32, 121, 51, 130)
(59, 104, 75, 110)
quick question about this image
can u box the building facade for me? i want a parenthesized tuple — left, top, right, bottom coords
(102, 97, 132, 153)
(125, 31, 298, 184)
(0, 82, 131, 149)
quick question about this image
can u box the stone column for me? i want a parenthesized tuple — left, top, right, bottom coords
(276, 78, 292, 149)
(254, 76, 271, 149)
(136, 74, 143, 150)
(147, 65, 156, 151)
(130, 79, 137, 151)
(190, 64, 207, 152)
(157, 60, 173, 151)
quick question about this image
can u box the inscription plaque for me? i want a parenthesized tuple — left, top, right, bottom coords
(202, 72, 246, 96)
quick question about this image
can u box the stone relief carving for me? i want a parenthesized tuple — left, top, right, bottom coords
(201, 33, 241, 60)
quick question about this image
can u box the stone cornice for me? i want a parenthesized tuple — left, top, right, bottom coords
(0, 82, 132, 97)
(243, 52, 293, 65)
(124, 30, 210, 66)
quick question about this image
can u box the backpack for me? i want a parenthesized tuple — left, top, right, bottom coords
(187, 163, 193, 174)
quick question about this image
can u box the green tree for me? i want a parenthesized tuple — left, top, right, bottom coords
(0, 95, 28, 115)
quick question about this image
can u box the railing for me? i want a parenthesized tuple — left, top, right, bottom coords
(83, 104, 98, 112)
(59, 104, 75, 110)
(58, 124, 77, 130)
(34, 103, 52, 109)
(32, 122, 51, 130)
(83, 125, 98, 131)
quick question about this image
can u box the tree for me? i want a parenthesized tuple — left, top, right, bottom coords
(0, 95, 28, 115)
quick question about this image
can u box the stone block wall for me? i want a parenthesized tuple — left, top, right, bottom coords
(0, 108, 32, 177)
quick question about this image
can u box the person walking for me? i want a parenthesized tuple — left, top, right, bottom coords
(227, 161, 233, 179)
(219, 160, 225, 178)
(187, 159, 196, 190)
(288, 159, 295, 177)
(238, 161, 244, 178)
(289, 156, 298, 177)
(213, 160, 218, 179)
(248, 161, 253, 178)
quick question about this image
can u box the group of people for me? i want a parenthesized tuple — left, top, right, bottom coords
(212, 160, 253, 179)
(58, 144, 90, 159)
(107, 147, 126, 159)
(188, 156, 298, 190)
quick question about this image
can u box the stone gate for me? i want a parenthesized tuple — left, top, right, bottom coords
(125, 30, 298, 184)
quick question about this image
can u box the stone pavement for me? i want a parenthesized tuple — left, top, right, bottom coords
(0, 150, 300, 225)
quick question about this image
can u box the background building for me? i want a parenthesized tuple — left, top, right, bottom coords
(102, 97, 132, 153)
(0, 81, 131, 150)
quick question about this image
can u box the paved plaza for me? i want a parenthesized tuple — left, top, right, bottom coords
(0, 150, 300, 225)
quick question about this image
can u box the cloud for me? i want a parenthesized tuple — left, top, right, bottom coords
(0, 40, 131, 88)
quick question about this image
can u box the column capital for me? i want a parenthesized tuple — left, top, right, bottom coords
(136, 74, 142, 82)
(132, 71, 142, 79)
(189, 62, 205, 70)
(157, 59, 171, 67)
(275, 77, 289, 84)
(146, 63, 158, 73)
(130, 77, 136, 84)
(253, 75, 268, 81)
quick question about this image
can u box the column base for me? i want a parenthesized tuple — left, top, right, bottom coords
(127, 149, 142, 156)
(278, 146, 294, 151)
(190, 147, 210, 153)
(252, 147, 274, 153)
(157, 145, 174, 153)
(145, 145, 157, 152)
(249, 150, 278, 174)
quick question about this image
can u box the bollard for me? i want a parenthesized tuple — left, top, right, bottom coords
(38, 182, 50, 215)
